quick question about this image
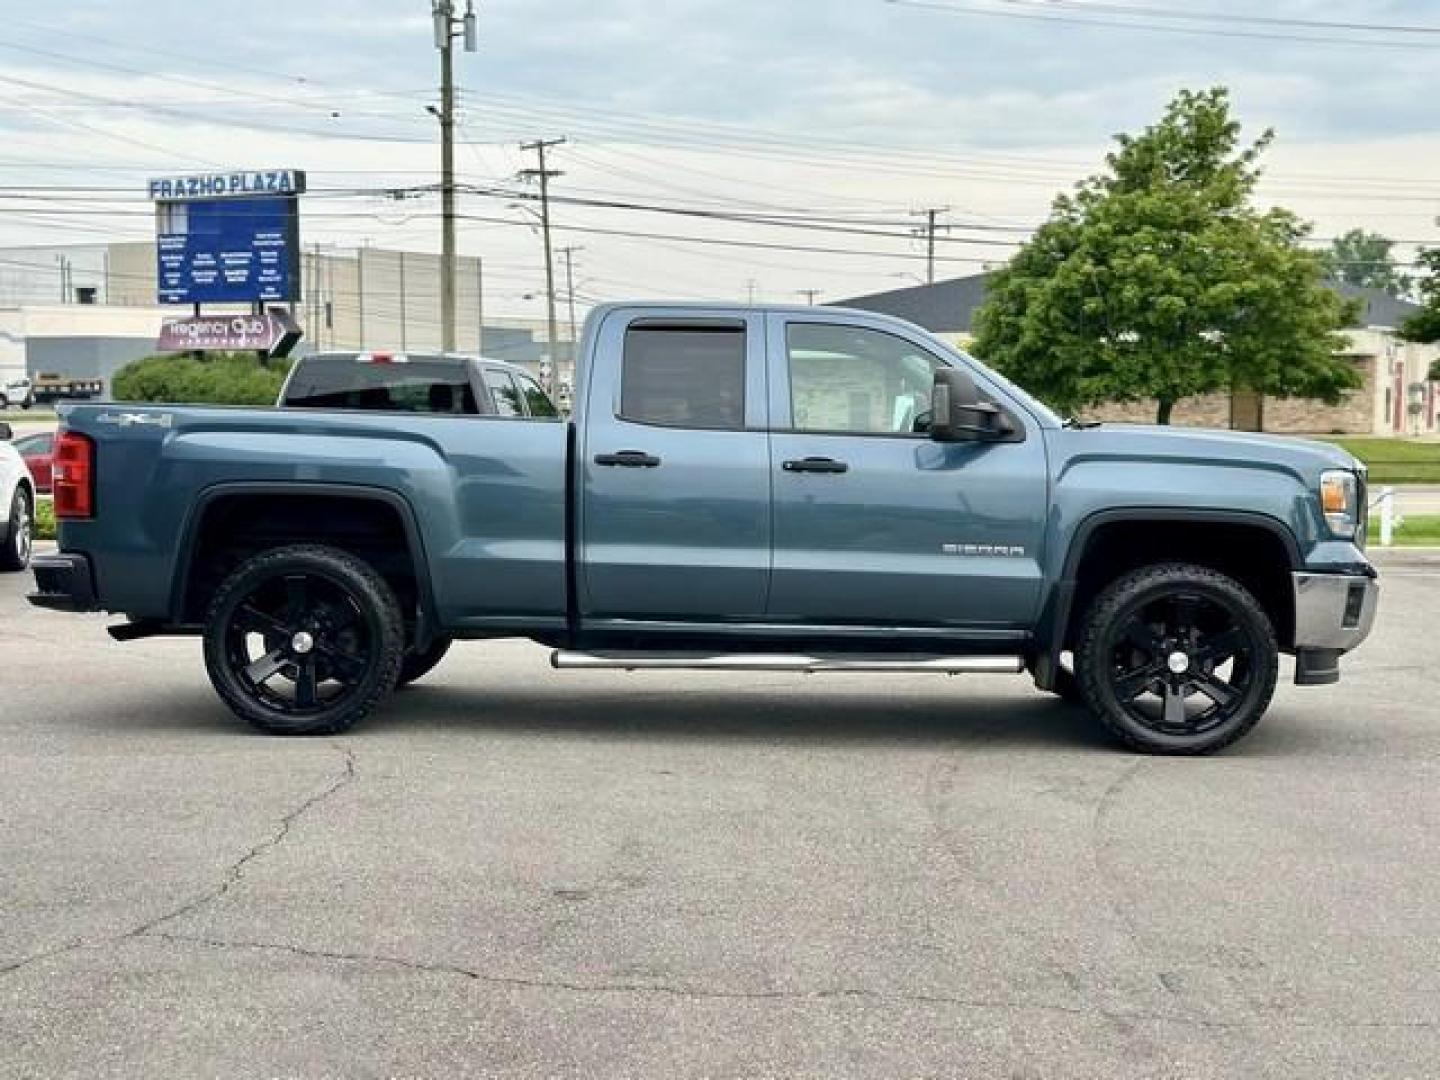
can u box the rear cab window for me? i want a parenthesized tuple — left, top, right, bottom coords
(281, 354, 486, 415)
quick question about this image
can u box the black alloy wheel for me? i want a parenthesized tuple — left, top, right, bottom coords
(203, 545, 404, 735)
(1076, 563, 1278, 755)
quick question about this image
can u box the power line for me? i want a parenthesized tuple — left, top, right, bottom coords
(0, 184, 1433, 252)
(883, 0, 1440, 49)
(988, 0, 1440, 37)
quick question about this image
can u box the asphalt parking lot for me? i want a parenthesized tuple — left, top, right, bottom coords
(1, 553, 1438, 1078)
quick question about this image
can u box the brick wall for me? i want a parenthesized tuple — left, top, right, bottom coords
(1085, 357, 1377, 434)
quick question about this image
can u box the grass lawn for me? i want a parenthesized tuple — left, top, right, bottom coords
(1369, 513, 1440, 547)
(1319, 438, 1440, 485)
(0, 409, 58, 424)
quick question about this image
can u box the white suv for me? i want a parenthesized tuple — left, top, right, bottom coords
(0, 422, 35, 571)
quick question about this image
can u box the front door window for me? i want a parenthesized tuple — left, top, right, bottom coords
(787, 323, 943, 435)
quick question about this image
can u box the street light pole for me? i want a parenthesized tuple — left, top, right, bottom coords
(432, 0, 478, 352)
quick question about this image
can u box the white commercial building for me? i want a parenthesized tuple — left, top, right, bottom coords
(0, 241, 576, 398)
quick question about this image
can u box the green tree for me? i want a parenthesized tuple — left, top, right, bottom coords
(113, 351, 291, 406)
(1323, 229, 1412, 294)
(973, 87, 1359, 424)
(1400, 248, 1440, 364)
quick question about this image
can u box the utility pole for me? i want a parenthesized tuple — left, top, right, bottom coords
(476, 255, 484, 355)
(796, 289, 821, 306)
(911, 207, 950, 285)
(559, 245, 582, 389)
(430, 0, 478, 352)
(519, 137, 566, 391)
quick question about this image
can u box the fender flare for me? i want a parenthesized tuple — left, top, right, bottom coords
(1031, 507, 1302, 690)
(169, 481, 438, 640)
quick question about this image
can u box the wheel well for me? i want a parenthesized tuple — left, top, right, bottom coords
(1064, 519, 1296, 650)
(180, 492, 426, 631)
(11, 475, 34, 513)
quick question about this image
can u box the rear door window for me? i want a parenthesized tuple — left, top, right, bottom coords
(619, 324, 746, 429)
(516, 373, 559, 418)
(283, 356, 484, 414)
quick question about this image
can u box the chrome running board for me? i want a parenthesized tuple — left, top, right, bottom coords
(550, 651, 1025, 674)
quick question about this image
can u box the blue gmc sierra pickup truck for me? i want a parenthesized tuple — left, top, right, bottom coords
(29, 303, 1378, 754)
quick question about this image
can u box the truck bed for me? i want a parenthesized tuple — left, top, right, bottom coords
(57, 403, 570, 630)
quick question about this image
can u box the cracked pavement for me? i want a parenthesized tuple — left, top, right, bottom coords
(1, 555, 1438, 1077)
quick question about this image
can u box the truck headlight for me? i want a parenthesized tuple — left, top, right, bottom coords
(1320, 470, 1359, 539)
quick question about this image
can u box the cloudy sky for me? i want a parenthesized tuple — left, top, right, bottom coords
(0, 0, 1436, 316)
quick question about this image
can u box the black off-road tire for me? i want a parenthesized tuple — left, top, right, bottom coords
(0, 484, 33, 572)
(397, 636, 453, 687)
(1075, 562, 1279, 756)
(202, 544, 405, 736)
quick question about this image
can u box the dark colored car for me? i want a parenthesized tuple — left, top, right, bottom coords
(12, 431, 53, 494)
(277, 351, 558, 419)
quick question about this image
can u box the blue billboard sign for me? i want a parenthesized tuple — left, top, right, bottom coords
(151, 170, 304, 306)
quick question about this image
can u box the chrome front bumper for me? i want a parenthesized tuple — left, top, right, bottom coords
(1292, 571, 1379, 653)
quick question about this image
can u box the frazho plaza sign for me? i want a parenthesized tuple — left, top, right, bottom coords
(149, 169, 305, 306)
(147, 169, 306, 201)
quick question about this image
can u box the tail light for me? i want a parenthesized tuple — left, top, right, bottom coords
(52, 431, 95, 519)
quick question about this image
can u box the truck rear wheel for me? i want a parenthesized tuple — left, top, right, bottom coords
(1075, 562, 1278, 755)
(202, 544, 405, 736)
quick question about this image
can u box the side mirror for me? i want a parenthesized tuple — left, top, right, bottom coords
(0, 423, 11, 442)
(929, 368, 1009, 442)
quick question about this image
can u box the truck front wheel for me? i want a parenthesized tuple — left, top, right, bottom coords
(1075, 563, 1278, 755)
(202, 544, 405, 735)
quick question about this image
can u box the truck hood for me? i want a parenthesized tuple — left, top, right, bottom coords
(1050, 424, 1361, 483)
